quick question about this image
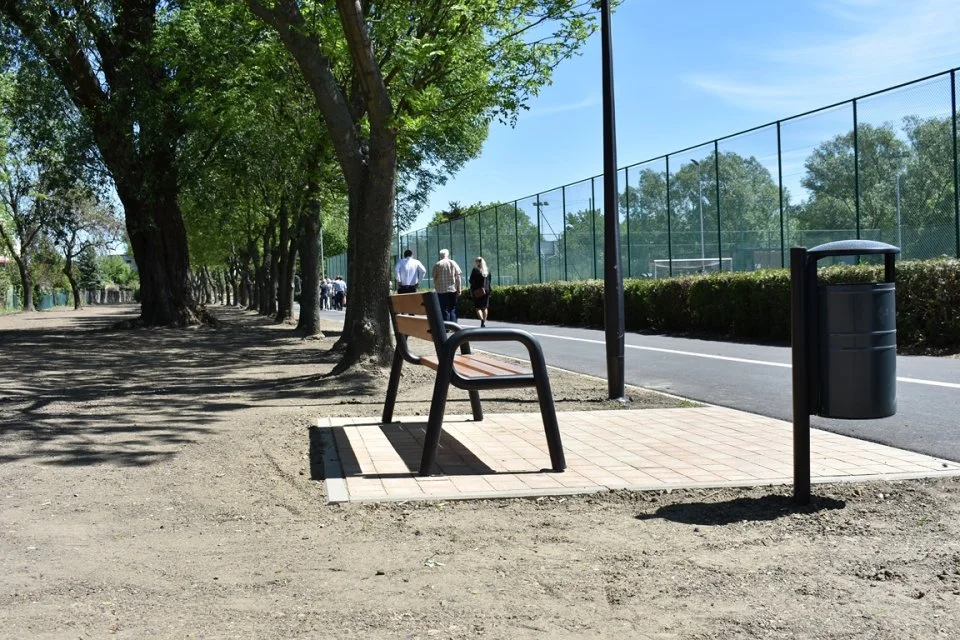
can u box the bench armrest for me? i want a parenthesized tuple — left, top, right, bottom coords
(443, 321, 464, 333)
(440, 327, 549, 372)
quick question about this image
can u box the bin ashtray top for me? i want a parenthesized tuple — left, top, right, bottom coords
(807, 240, 900, 258)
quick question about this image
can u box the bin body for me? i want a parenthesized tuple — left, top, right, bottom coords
(817, 282, 896, 419)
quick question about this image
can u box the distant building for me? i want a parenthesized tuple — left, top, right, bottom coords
(113, 254, 138, 272)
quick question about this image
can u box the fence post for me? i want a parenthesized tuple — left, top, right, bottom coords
(495, 206, 500, 285)
(853, 98, 861, 240)
(536, 194, 543, 283)
(666, 156, 673, 277)
(514, 201, 520, 284)
(952, 70, 959, 258)
(562, 186, 569, 281)
(714, 140, 722, 268)
(624, 166, 631, 278)
(778, 120, 785, 267)
(591, 178, 598, 279)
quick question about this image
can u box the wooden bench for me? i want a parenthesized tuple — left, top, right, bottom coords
(383, 291, 566, 476)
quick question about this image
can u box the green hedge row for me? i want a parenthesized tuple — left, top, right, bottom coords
(459, 259, 960, 353)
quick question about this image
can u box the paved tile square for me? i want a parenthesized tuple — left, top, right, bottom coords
(316, 406, 960, 503)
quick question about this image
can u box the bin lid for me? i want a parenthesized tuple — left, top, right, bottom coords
(807, 240, 900, 258)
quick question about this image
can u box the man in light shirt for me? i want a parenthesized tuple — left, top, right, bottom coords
(332, 276, 347, 310)
(431, 248, 462, 322)
(394, 249, 427, 294)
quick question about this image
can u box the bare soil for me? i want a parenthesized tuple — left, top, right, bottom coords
(1, 305, 959, 639)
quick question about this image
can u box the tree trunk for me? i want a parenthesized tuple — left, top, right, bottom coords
(217, 269, 227, 305)
(205, 266, 217, 304)
(248, 0, 395, 368)
(275, 199, 294, 323)
(0, 2, 197, 327)
(63, 254, 82, 310)
(221, 269, 229, 305)
(269, 239, 280, 316)
(295, 197, 324, 337)
(278, 236, 297, 323)
(336, 133, 396, 369)
(228, 260, 240, 307)
(15, 255, 35, 312)
(245, 240, 259, 310)
(210, 268, 220, 305)
(121, 185, 196, 326)
(258, 254, 268, 314)
(259, 217, 275, 315)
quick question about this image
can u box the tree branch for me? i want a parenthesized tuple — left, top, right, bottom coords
(247, 0, 365, 185)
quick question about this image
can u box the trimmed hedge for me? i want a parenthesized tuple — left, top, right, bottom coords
(458, 259, 960, 353)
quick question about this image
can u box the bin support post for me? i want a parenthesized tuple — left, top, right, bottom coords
(884, 253, 896, 283)
(790, 247, 811, 504)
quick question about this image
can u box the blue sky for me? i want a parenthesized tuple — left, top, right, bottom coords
(413, 0, 960, 230)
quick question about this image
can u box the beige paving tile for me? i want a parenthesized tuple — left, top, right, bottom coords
(484, 475, 532, 491)
(320, 407, 960, 503)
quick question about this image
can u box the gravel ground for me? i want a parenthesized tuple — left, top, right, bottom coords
(1, 304, 958, 639)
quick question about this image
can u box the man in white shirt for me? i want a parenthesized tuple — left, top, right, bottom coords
(332, 276, 347, 310)
(394, 249, 427, 294)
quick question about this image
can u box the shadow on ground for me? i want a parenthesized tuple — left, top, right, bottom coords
(636, 494, 847, 525)
(307, 423, 497, 481)
(0, 305, 377, 468)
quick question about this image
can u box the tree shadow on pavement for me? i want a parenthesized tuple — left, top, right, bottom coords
(635, 494, 846, 526)
(0, 305, 374, 468)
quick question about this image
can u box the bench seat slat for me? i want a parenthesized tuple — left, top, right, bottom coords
(456, 353, 530, 376)
(394, 314, 433, 342)
(420, 353, 529, 378)
(389, 293, 427, 315)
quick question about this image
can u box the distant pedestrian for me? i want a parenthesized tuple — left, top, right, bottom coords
(431, 249, 462, 322)
(469, 257, 492, 327)
(333, 276, 347, 310)
(394, 249, 426, 294)
(320, 278, 331, 310)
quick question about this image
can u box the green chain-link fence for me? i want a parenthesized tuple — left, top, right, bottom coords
(330, 68, 960, 285)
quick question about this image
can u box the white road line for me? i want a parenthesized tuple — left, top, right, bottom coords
(528, 331, 960, 389)
(897, 377, 960, 390)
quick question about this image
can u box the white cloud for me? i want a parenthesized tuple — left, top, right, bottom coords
(688, 0, 960, 113)
(524, 93, 601, 117)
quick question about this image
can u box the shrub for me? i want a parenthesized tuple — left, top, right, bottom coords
(479, 259, 960, 353)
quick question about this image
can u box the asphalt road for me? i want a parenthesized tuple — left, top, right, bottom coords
(316, 308, 960, 462)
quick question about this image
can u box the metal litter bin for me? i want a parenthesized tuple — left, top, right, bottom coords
(790, 239, 900, 503)
(817, 280, 896, 419)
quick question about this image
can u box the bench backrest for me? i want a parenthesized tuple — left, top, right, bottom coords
(387, 291, 449, 362)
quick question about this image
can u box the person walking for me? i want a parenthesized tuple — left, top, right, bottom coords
(332, 276, 347, 310)
(431, 249, 462, 322)
(320, 278, 331, 310)
(469, 257, 492, 327)
(394, 249, 426, 293)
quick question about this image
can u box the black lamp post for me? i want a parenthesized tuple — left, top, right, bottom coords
(601, 0, 625, 399)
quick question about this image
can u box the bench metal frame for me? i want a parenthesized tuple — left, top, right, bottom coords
(383, 291, 566, 476)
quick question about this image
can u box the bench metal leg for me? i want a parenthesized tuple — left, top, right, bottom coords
(419, 365, 452, 476)
(468, 389, 483, 422)
(458, 343, 483, 422)
(532, 363, 566, 473)
(382, 347, 404, 424)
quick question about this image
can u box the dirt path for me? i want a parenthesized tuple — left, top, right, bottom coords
(1, 305, 958, 638)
